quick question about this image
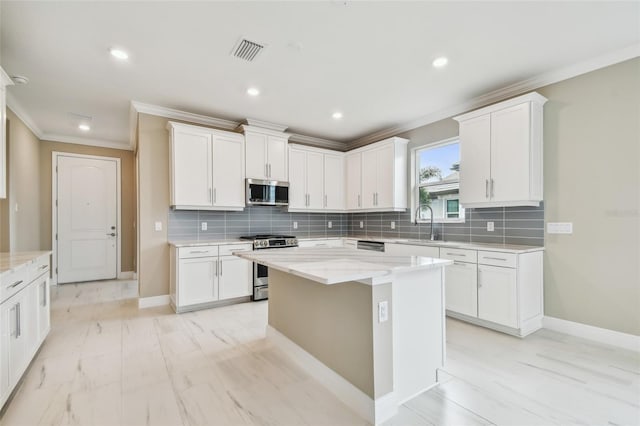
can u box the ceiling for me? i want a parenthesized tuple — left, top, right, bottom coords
(1, 1, 639, 150)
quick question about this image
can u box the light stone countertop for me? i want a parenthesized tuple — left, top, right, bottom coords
(347, 236, 544, 254)
(0, 251, 52, 276)
(168, 239, 251, 247)
(234, 246, 452, 285)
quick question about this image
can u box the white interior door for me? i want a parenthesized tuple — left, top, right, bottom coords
(57, 155, 118, 284)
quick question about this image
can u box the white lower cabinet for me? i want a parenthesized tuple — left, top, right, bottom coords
(170, 243, 252, 313)
(0, 253, 51, 410)
(445, 261, 478, 317)
(298, 239, 344, 248)
(384, 243, 439, 258)
(477, 265, 517, 328)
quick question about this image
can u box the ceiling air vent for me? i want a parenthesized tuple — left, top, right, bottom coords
(231, 38, 265, 62)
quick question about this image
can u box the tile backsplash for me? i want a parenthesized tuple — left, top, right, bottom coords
(168, 203, 544, 246)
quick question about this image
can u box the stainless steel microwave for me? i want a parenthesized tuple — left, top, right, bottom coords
(246, 179, 289, 206)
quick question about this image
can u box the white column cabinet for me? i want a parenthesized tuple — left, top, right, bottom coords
(169, 122, 245, 211)
(454, 92, 546, 208)
(242, 126, 290, 181)
(170, 244, 253, 313)
(361, 148, 378, 209)
(345, 152, 362, 209)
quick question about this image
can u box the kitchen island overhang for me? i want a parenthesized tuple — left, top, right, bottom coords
(235, 247, 452, 425)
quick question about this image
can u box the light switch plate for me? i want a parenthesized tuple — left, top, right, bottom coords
(293, 221, 298, 229)
(201, 222, 207, 231)
(154, 221, 162, 231)
(378, 301, 389, 323)
(487, 221, 494, 232)
(327, 221, 332, 229)
(547, 222, 573, 234)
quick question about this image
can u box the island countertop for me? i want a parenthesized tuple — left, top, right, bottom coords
(0, 251, 52, 276)
(234, 246, 452, 285)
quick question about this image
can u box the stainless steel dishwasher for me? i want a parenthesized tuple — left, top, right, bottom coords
(356, 240, 385, 252)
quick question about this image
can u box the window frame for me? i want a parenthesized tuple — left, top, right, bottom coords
(410, 137, 465, 224)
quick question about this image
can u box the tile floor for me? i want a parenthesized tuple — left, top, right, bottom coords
(1, 279, 638, 426)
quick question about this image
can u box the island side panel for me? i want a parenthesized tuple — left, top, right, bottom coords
(371, 283, 394, 399)
(268, 269, 376, 398)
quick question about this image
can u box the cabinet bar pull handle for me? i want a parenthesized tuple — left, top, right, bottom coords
(484, 256, 507, 261)
(209, 188, 212, 202)
(358, 194, 361, 207)
(373, 193, 376, 205)
(268, 163, 271, 177)
(220, 259, 223, 276)
(446, 252, 465, 257)
(9, 280, 23, 289)
(490, 179, 495, 198)
(485, 180, 489, 198)
(213, 188, 217, 204)
(324, 195, 327, 207)
(39, 265, 48, 270)
(16, 303, 21, 338)
(42, 282, 47, 307)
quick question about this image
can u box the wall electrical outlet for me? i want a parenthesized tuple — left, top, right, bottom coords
(360, 221, 364, 229)
(154, 221, 162, 231)
(378, 301, 389, 323)
(327, 221, 332, 229)
(201, 222, 207, 231)
(487, 221, 494, 232)
(293, 221, 298, 229)
(390, 221, 396, 230)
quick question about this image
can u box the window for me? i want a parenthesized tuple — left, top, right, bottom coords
(414, 138, 465, 223)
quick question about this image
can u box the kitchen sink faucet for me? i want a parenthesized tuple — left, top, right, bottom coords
(415, 204, 435, 241)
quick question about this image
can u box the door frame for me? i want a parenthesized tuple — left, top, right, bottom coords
(51, 152, 122, 286)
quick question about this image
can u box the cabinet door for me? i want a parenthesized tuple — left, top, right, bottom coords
(267, 136, 288, 181)
(0, 300, 10, 403)
(478, 265, 517, 328)
(212, 135, 245, 208)
(490, 103, 531, 203)
(218, 256, 252, 300)
(245, 133, 268, 179)
(361, 149, 378, 209)
(306, 152, 325, 210)
(172, 127, 213, 207)
(345, 152, 362, 209)
(178, 258, 217, 307)
(375, 145, 394, 208)
(459, 115, 491, 205)
(288, 148, 307, 209)
(24, 283, 39, 360)
(324, 154, 344, 210)
(37, 277, 50, 343)
(445, 262, 478, 317)
(5, 294, 26, 387)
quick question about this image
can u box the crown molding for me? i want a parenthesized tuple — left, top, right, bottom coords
(347, 43, 640, 150)
(5, 92, 43, 137)
(244, 118, 288, 132)
(131, 101, 239, 131)
(40, 133, 132, 151)
(288, 133, 348, 151)
(0, 66, 14, 87)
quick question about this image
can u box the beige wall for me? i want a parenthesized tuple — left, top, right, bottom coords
(538, 58, 639, 336)
(39, 141, 137, 272)
(5, 109, 41, 251)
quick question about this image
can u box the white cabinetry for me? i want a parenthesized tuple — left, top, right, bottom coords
(170, 243, 252, 313)
(169, 122, 245, 211)
(298, 239, 344, 248)
(345, 152, 362, 209)
(242, 126, 289, 181)
(384, 243, 439, 258)
(0, 67, 13, 199)
(288, 145, 345, 212)
(350, 137, 408, 212)
(1, 253, 50, 410)
(454, 92, 546, 208)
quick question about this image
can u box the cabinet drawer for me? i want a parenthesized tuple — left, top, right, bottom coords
(218, 244, 253, 256)
(29, 256, 50, 283)
(1, 268, 27, 303)
(439, 248, 477, 263)
(478, 251, 517, 268)
(179, 246, 218, 259)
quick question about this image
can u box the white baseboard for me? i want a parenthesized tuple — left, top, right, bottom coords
(266, 325, 396, 425)
(118, 270, 135, 280)
(138, 294, 170, 309)
(543, 316, 640, 352)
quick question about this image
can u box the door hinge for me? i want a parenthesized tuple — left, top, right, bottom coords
(55, 199, 58, 207)
(56, 166, 58, 173)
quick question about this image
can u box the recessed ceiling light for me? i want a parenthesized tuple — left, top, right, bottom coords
(109, 48, 129, 60)
(78, 124, 91, 132)
(432, 57, 448, 68)
(247, 87, 260, 96)
(332, 112, 343, 120)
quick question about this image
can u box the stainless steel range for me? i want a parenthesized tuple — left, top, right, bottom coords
(239, 234, 298, 301)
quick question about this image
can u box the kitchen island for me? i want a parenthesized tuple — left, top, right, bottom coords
(235, 247, 452, 425)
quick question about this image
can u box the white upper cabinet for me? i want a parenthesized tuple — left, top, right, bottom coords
(1, 67, 14, 200)
(242, 126, 290, 181)
(169, 122, 245, 211)
(288, 145, 342, 212)
(324, 153, 345, 210)
(345, 152, 362, 209)
(353, 137, 408, 212)
(454, 92, 546, 208)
